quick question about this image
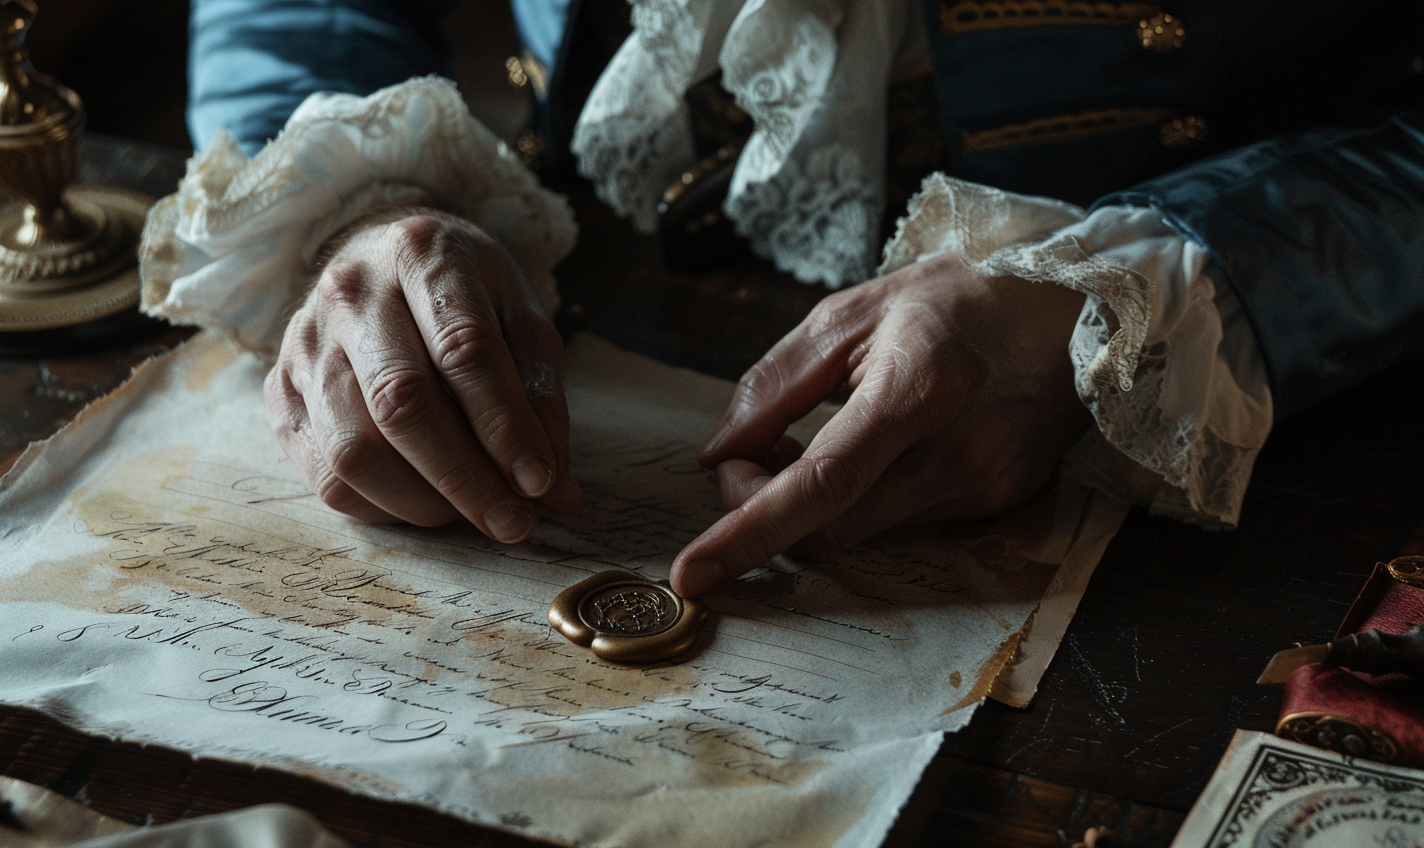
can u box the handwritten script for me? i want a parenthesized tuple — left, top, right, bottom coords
(0, 333, 1126, 848)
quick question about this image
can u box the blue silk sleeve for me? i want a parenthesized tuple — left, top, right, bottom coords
(188, 0, 461, 154)
(1097, 111, 1424, 419)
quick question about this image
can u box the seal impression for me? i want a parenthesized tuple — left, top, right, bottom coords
(548, 571, 709, 663)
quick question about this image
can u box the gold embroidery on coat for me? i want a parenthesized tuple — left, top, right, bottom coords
(961, 107, 1179, 152)
(939, 0, 1160, 34)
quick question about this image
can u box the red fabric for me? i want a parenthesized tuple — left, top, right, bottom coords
(1337, 562, 1424, 638)
(1280, 562, 1424, 766)
(1281, 663, 1424, 769)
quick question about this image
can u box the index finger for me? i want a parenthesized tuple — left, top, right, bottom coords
(671, 372, 916, 597)
(698, 292, 877, 469)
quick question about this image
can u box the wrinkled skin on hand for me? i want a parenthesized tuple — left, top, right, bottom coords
(268, 213, 1089, 598)
(264, 209, 582, 543)
(669, 250, 1092, 597)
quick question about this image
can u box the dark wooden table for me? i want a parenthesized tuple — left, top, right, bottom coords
(3, 136, 1421, 848)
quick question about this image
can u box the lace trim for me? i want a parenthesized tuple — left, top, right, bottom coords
(720, 6, 840, 168)
(882, 173, 1262, 527)
(726, 143, 879, 286)
(572, 0, 915, 288)
(717, 3, 882, 287)
(571, 0, 703, 231)
(140, 77, 576, 355)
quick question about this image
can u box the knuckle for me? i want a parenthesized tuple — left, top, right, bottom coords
(315, 260, 373, 308)
(386, 214, 444, 260)
(366, 367, 436, 433)
(802, 454, 865, 523)
(806, 294, 859, 340)
(291, 313, 322, 361)
(471, 403, 520, 445)
(737, 358, 785, 405)
(388, 215, 488, 283)
(326, 431, 381, 483)
(431, 459, 493, 505)
(263, 371, 302, 434)
(807, 309, 862, 367)
(431, 316, 501, 378)
(312, 471, 366, 515)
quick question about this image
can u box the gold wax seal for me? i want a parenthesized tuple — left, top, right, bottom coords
(548, 571, 708, 663)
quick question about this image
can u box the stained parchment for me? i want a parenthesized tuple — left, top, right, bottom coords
(0, 332, 1126, 848)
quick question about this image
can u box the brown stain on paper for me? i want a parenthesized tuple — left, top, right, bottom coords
(183, 335, 241, 392)
(16, 448, 864, 801)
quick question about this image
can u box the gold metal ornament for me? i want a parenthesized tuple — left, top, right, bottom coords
(1276, 712, 1401, 763)
(1385, 555, 1424, 588)
(1137, 12, 1185, 53)
(548, 571, 709, 663)
(0, 0, 154, 332)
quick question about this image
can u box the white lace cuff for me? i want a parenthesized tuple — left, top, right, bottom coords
(881, 174, 1274, 528)
(139, 76, 578, 356)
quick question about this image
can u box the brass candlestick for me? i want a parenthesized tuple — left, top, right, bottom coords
(0, 0, 152, 332)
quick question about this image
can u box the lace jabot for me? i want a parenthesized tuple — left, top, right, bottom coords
(572, 0, 927, 289)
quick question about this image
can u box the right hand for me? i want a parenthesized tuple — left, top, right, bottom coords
(264, 209, 582, 542)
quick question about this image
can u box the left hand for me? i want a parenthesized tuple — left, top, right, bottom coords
(670, 249, 1093, 597)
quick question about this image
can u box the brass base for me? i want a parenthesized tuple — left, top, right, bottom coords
(0, 185, 153, 332)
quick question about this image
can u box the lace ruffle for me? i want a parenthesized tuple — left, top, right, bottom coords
(570, 0, 705, 231)
(572, 0, 925, 289)
(881, 174, 1273, 527)
(140, 76, 577, 356)
(725, 143, 879, 284)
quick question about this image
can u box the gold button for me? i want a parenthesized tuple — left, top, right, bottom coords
(504, 56, 528, 88)
(1138, 12, 1185, 53)
(1159, 114, 1207, 148)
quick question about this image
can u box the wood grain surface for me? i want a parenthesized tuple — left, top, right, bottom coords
(2, 135, 1420, 848)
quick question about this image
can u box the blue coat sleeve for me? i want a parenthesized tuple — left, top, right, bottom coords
(188, 0, 461, 154)
(1097, 111, 1424, 419)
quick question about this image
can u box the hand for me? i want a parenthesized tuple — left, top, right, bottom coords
(670, 250, 1092, 596)
(264, 209, 582, 541)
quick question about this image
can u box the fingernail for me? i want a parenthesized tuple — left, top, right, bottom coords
(676, 559, 725, 597)
(484, 502, 535, 543)
(512, 455, 554, 498)
(700, 424, 730, 458)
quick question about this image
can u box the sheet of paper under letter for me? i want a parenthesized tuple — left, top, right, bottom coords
(0, 332, 1126, 848)
(1171, 730, 1424, 847)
